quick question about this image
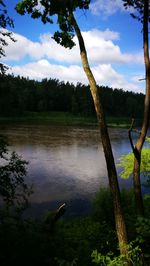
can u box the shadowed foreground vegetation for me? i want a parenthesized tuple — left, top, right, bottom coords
(0, 188, 150, 266)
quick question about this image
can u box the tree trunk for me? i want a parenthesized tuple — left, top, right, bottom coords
(71, 13, 129, 257)
(132, 0, 150, 216)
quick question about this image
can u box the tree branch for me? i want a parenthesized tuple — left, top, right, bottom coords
(128, 118, 135, 153)
(128, 118, 140, 162)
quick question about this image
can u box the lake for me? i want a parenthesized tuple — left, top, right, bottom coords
(0, 123, 148, 218)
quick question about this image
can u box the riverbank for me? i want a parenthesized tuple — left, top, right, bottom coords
(0, 111, 141, 128)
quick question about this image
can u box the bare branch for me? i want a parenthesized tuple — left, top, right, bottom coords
(128, 118, 135, 153)
(138, 78, 146, 81)
(128, 118, 141, 162)
(53, 203, 66, 223)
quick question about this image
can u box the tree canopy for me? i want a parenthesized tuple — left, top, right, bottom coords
(0, 74, 145, 119)
(0, 0, 15, 74)
(123, 0, 150, 22)
(16, 0, 90, 48)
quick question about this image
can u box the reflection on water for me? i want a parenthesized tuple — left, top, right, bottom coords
(0, 123, 147, 217)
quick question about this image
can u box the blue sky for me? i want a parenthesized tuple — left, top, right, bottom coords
(1, 0, 147, 93)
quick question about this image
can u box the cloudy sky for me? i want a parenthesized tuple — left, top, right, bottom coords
(2, 0, 146, 93)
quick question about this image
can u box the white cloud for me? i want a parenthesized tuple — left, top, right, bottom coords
(3, 29, 144, 93)
(91, 64, 143, 92)
(2, 32, 42, 60)
(3, 29, 143, 65)
(8, 60, 143, 93)
(8, 60, 87, 84)
(82, 28, 120, 41)
(90, 0, 134, 17)
(77, 30, 143, 64)
(90, 0, 124, 16)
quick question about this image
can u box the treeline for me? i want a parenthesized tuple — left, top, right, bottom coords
(0, 74, 144, 118)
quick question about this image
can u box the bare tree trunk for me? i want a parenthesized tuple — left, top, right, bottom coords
(131, 0, 150, 216)
(71, 13, 129, 257)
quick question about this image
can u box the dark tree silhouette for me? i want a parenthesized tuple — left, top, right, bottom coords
(0, 0, 15, 74)
(123, 0, 150, 216)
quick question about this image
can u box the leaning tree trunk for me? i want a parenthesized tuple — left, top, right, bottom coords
(71, 13, 129, 257)
(132, 0, 150, 216)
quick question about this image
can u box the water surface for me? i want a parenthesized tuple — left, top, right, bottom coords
(0, 124, 146, 217)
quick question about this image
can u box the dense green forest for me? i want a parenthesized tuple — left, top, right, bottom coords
(0, 74, 144, 119)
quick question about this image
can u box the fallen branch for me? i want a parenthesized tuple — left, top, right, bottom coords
(44, 203, 66, 231)
(53, 203, 66, 223)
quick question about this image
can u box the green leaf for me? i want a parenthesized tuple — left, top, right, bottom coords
(117, 148, 150, 179)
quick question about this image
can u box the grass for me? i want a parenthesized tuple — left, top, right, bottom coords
(106, 116, 132, 128)
(0, 112, 97, 126)
(0, 111, 142, 128)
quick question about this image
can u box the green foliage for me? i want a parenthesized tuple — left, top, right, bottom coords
(117, 152, 134, 179)
(146, 137, 150, 143)
(55, 257, 78, 266)
(91, 187, 136, 225)
(136, 217, 150, 241)
(0, 0, 15, 74)
(135, 217, 150, 263)
(144, 194, 150, 215)
(117, 147, 150, 179)
(0, 188, 149, 265)
(122, 0, 150, 23)
(91, 188, 137, 241)
(16, 0, 90, 48)
(0, 135, 32, 209)
(0, 0, 13, 28)
(53, 30, 75, 49)
(0, 74, 144, 119)
(0, 214, 117, 265)
(91, 188, 115, 226)
(54, 217, 115, 265)
(91, 242, 143, 265)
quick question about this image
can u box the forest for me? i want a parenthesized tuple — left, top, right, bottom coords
(0, 74, 144, 119)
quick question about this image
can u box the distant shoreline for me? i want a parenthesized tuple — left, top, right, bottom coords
(0, 111, 142, 128)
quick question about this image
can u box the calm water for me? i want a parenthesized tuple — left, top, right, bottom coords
(0, 123, 147, 217)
